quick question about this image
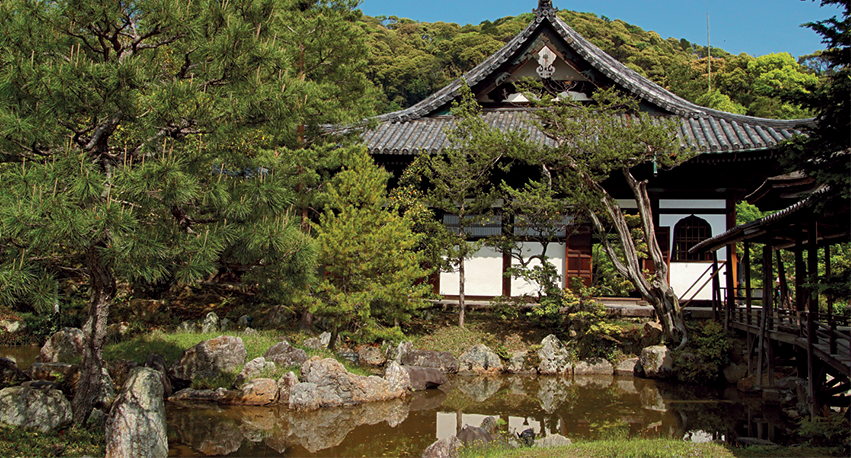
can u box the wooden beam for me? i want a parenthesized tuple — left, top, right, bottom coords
(807, 221, 820, 417)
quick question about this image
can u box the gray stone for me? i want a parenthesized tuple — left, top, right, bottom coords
(276, 371, 299, 406)
(358, 346, 386, 366)
(614, 358, 639, 376)
(639, 345, 673, 379)
(0, 320, 25, 333)
(237, 315, 252, 327)
(506, 351, 537, 374)
(176, 321, 199, 333)
(144, 354, 172, 398)
(400, 349, 459, 374)
(169, 335, 246, 382)
(303, 338, 323, 350)
(234, 357, 276, 388)
(0, 384, 72, 432)
(219, 318, 233, 332)
(535, 434, 572, 448)
(640, 322, 664, 347)
(319, 332, 332, 347)
(391, 341, 413, 363)
(574, 357, 613, 375)
(264, 342, 308, 369)
(201, 312, 220, 334)
(421, 435, 462, 458)
(402, 366, 448, 391)
(37, 327, 84, 363)
(537, 334, 572, 375)
(458, 344, 503, 375)
(105, 367, 167, 458)
(457, 424, 494, 447)
(288, 357, 410, 410)
(244, 327, 258, 335)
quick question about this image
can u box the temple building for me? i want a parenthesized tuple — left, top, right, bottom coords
(359, 1, 811, 302)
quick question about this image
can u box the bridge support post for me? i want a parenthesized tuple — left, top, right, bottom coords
(807, 221, 820, 417)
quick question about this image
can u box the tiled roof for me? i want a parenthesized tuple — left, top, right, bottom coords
(363, 8, 811, 156)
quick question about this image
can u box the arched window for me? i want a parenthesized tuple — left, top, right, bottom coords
(672, 215, 712, 261)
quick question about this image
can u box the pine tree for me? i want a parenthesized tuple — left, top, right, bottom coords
(308, 147, 431, 347)
(0, 0, 373, 423)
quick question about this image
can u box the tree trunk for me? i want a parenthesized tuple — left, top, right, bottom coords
(459, 256, 466, 328)
(72, 245, 116, 425)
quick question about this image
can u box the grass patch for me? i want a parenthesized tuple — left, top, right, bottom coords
(457, 438, 842, 458)
(0, 424, 104, 458)
(103, 329, 283, 366)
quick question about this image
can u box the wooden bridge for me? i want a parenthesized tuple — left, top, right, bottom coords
(689, 192, 851, 417)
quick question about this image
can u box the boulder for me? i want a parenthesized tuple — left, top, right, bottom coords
(537, 335, 572, 375)
(421, 435, 462, 458)
(201, 312, 220, 334)
(458, 345, 503, 375)
(276, 371, 299, 406)
(614, 358, 639, 376)
(228, 378, 278, 406)
(400, 350, 459, 374)
(263, 341, 308, 368)
(722, 362, 749, 384)
(0, 320, 26, 334)
(358, 346, 386, 366)
(144, 354, 172, 398)
(237, 315, 252, 328)
(0, 384, 72, 432)
(640, 322, 664, 347)
(535, 434, 572, 448)
(233, 357, 276, 387)
(36, 327, 84, 363)
(303, 338, 323, 350)
(288, 357, 410, 410)
(169, 335, 246, 382)
(506, 351, 537, 374)
(456, 424, 494, 447)
(0, 358, 30, 388)
(402, 366, 448, 391)
(176, 321, 199, 333)
(639, 345, 673, 379)
(390, 341, 413, 363)
(319, 332, 332, 347)
(574, 357, 614, 376)
(383, 361, 412, 393)
(105, 367, 167, 458)
(219, 318, 233, 332)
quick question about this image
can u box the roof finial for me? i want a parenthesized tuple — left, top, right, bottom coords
(534, 0, 558, 18)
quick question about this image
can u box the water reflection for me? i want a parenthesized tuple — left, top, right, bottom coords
(0, 345, 40, 370)
(166, 374, 794, 457)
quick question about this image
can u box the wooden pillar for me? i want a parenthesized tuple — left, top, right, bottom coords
(745, 241, 753, 327)
(711, 252, 720, 321)
(795, 230, 806, 333)
(725, 244, 736, 331)
(806, 221, 820, 417)
(757, 241, 773, 387)
(825, 245, 836, 354)
(502, 251, 512, 297)
(776, 250, 788, 323)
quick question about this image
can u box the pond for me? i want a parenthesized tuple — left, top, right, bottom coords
(0, 345, 40, 370)
(165, 374, 792, 457)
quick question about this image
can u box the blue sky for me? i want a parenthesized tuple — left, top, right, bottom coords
(358, 0, 841, 59)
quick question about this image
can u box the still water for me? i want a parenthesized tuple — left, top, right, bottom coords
(166, 374, 788, 457)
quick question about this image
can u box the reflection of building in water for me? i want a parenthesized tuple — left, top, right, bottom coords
(435, 412, 546, 439)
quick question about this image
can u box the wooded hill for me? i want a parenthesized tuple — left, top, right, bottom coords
(358, 9, 819, 119)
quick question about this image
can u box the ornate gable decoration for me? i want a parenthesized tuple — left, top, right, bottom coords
(534, 0, 558, 18)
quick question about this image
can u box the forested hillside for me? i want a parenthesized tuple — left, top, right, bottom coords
(357, 9, 819, 119)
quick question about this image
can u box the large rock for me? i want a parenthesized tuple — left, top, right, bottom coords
(276, 371, 299, 406)
(574, 357, 613, 375)
(421, 435, 462, 458)
(170, 335, 246, 382)
(535, 434, 572, 448)
(0, 320, 26, 333)
(537, 335, 572, 375)
(640, 322, 664, 347)
(358, 346, 387, 367)
(0, 358, 30, 388)
(233, 357, 276, 387)
(400, 350, 459, 374)
(0, 384, 72, 432)
(263, 341, 308, 368)
(105, 367, 167, 458)
(506, 351, 537, 374)
(201, 312, 220, 334)
(614, 358, 639, 376)
(458, 345, 503, 375)
(402, 366, 448, 391)
(639, 345, 673, 379)
(144, 354, 172, 398)
(722, 362, 749, 384)
(288, 358, 410, 410)
(37, 327, 85, 363)
(229, 378, 278, 406)
(390, 341, 413, 363)
(456, 424, 494, 447)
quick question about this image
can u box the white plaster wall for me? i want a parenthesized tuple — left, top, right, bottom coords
(440, 245, 503, 296)
(660, 212, 728, 261)
(510, 242, 566, 296)
(659, 199, 726, 209)
(671, 262, 727, 301)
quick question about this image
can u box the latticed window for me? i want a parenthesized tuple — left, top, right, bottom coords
(672, 215, 712, 261)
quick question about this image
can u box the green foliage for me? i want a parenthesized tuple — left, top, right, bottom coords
(307, 147, 431, 347)
(673, 321, 731, 384)
(0, 424, 105, 458)
(798, 410, 851, 447)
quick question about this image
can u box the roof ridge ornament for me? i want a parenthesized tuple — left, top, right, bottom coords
(534, 0, 558, 18)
